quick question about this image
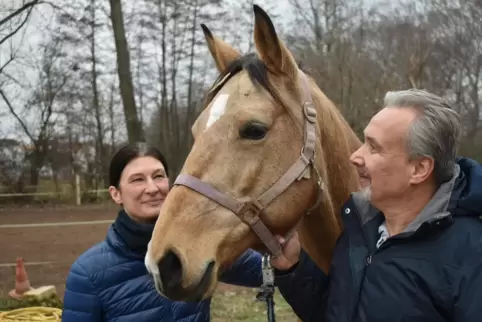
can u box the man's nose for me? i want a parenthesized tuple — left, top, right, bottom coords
(349, 146, 364, 166)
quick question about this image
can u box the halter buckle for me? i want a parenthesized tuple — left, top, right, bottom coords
(238, 200, 264, 224)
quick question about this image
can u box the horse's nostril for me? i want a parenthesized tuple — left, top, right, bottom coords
(158, 249, 183, 290)
(155, 251, 216, 301)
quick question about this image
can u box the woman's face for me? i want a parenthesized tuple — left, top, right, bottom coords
(109, 156, 169, 223)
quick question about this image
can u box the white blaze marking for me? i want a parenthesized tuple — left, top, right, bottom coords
(205, 94, 229, 129)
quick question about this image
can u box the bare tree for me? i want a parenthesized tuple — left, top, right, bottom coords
(0, 138, 26, 193)
(0, 38, 73, 189)
(108, 0, 145, 143)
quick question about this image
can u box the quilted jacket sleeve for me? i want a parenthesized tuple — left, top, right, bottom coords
(274, 249, 329, 322)
(62, 261, 102, 321)
(219, 249, 263, 287)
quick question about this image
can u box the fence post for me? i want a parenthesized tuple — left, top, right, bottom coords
(75, 174, 81, 206)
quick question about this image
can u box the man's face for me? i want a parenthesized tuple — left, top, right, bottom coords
(349, 106, 420, 205)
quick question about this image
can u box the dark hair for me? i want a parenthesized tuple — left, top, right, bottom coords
(109, 142, 169, 187)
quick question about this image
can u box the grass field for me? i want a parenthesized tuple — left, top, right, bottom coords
(0, 204, 298, 321)
(211, 287, 297, 321)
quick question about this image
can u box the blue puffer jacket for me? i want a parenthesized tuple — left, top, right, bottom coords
(62, 211, 262, 321)
(275, 157, 482, 322)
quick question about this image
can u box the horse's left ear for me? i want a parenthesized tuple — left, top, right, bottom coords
(253, 5, 298, 77)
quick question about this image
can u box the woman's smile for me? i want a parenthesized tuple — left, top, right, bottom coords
(144, 198, 164, 206)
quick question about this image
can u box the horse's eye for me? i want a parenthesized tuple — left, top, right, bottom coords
(239, 122, 268, 140)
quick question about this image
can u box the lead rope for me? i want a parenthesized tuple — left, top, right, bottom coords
(256, 254, 276, 322)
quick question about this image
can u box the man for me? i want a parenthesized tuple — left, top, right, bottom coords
(271, 89, 482, 321)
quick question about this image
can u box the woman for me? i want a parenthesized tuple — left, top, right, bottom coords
(62, 143, 262, 321)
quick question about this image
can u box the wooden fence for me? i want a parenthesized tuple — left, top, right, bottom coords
(0, 175, 109, 205)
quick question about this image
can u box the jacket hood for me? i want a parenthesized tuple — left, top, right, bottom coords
(449, 157, 482, 217)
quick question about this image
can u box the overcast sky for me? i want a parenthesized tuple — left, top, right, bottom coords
(0, 0, 386, 141)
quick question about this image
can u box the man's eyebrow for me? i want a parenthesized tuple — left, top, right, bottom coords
(364, 134, 383, 149)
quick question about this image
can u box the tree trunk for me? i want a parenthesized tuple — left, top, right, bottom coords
(91, 0, 107, 187)
(184, 0, 199, 149)
(108, 0, 145, 143)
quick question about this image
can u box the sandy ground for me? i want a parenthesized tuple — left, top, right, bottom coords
(0, 204, 241, 298)
(0, 204, 118, 298)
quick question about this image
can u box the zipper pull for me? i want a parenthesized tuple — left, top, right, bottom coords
(366, 254, 372, 265)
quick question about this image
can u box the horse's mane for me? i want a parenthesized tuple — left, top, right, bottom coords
(204, 53, 310, 108)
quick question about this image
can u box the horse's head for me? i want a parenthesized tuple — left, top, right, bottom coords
(145, 5, 360, 302)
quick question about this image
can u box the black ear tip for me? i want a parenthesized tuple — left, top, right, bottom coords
(253, 4, 270, 20)
(200, 24, 212, 38)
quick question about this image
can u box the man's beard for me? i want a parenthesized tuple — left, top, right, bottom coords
(360, 185, 372, 201)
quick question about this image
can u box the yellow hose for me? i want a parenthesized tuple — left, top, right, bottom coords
(0, 307, 62, 321)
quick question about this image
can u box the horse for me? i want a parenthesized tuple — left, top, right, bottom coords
(145, 4, 362, 304)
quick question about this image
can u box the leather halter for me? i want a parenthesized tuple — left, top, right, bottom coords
(173, 70, 324, 257)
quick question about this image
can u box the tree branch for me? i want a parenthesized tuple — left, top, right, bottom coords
(0, 55, 15, 75)
(0, 89, 35, 143)
(0, 4, 35, 46)
(0, 0, 64, 46)
(0, 0, 40, 27)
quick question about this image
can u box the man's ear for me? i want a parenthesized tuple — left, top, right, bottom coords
(409, 156, 435, 184)
(109, 186, 123, 205)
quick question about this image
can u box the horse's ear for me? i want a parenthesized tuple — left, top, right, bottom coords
(201, 24, 242, 73)
(253, 5, 298, 77)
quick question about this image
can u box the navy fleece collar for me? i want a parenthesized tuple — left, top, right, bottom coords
(111, 209, 155, 254)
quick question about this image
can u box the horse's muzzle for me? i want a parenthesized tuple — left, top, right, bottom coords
(154, 249, 215, 302)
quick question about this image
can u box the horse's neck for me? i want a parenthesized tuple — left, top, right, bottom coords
(298, 174, 354, 272)
(299, 97, 361, 273)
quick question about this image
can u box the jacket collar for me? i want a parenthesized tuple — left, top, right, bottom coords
(106, 209, 155, 259)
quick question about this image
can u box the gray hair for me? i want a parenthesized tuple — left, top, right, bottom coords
(383, 89, 462, 185)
